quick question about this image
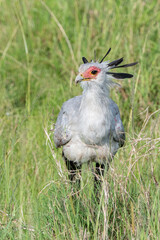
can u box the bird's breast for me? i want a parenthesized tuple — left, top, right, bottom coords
(78, 107, 110, 145)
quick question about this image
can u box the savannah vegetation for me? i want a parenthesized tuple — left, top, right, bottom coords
(0, 0, 160, 239)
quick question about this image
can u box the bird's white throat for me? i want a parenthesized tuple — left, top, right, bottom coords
(78, 84, 111, 145)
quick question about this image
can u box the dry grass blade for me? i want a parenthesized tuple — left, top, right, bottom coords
(41, 0, 78, 69)
(44, 127, 64, 178)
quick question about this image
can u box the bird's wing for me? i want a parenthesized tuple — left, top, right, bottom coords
(54, 96, 82, 148)
(110, 100, 125, 147)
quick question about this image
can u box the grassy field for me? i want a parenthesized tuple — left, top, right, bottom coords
(0, 0, 160, 239)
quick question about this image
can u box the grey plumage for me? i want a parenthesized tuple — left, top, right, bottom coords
(54, 96, 82, 148)
(54, 94, 124, 163)
(54, 50, 137, 169)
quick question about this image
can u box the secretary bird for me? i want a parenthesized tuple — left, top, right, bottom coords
(54, 48, 137, 185)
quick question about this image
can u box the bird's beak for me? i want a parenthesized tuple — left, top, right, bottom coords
(75, 74, 84, 84)
(75, 74, 91, 84)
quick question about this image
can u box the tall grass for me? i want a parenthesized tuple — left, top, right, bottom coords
(0, 0, 160, 239)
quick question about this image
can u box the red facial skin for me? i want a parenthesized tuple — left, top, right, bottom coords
(81, 66, 101, 80)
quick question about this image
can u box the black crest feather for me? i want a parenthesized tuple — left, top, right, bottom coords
(106, 72, 133, 79)
(82, 57, 88, 64)
(108, 57, 124, 67)
(100, 48, 111, 63)
(112, 62, 138, 69)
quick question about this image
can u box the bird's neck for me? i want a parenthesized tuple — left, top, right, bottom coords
(80, 83, 110, 110)
(79, 83, 111, 143)
(83, 82, 110, 98)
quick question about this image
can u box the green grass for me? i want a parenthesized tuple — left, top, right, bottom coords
(0, 0, 160, 239)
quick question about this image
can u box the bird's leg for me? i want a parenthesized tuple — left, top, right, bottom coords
(62, 152, 81, 184)
(94, 162, 105, 193)
(65, 159, 81, 182)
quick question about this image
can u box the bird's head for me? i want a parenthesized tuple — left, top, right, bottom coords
(75, 48, 138, 90)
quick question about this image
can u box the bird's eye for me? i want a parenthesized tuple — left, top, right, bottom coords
(91, 70, 98, 75)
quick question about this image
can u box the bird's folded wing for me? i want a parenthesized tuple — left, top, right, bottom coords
(54, 107, 71, 148)
(110, 101, 125, 147)
(54, 96, 82, 148)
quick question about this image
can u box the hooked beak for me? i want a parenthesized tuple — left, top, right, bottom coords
(75, 74, 91, 84)
(75, 74, 83, 84)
